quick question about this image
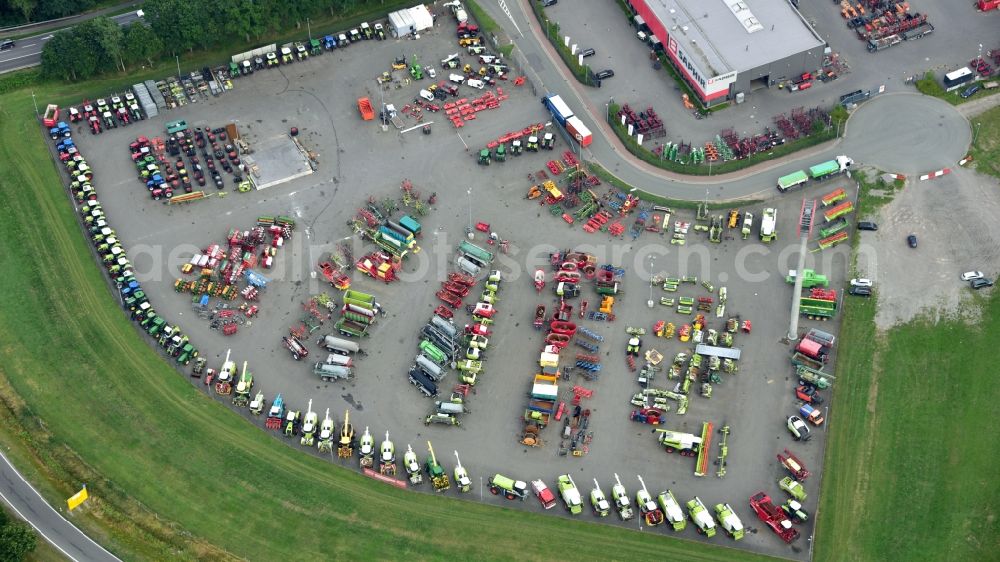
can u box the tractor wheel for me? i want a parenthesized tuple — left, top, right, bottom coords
(489, 487, 499, 495)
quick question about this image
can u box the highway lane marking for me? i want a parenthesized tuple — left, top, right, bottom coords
(1, 50, 43, 62)
(0, 450, 121, 562)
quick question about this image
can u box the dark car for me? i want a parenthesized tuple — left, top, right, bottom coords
(594, 69, 615, 80)
(849, 286, 872, 297)
(971, 278, 994, 290)
(960, 85, 980, 99)
(580, 48, 596, 58)
(857, 221, 878, 231)
(907, 234, 918, 248)
(542, 0, 558, 6)
(0, 39, 14, 51)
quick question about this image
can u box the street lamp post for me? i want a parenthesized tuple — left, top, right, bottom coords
(647, 258, 656, 308)
(175, 54, 181, 77)
(974, 122, 981, 146)
(467, 188, 474, 239)
(30, 91, 38, 117)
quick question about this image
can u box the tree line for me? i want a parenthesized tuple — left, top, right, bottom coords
(0, 506, 37, 562)
(0, 0, 101, 27)
(40, 0, 373, 81)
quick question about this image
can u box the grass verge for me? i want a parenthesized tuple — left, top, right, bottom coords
(914, 71, 1000, 105)
(0, 85, 767, 561)
(465, 0, 500, 37)
(814, 191, 1000, 562)
(969, 104, 1000, 180)
(587, 163, 760, 209)
(854, 169, 903, 218)
(527, 1, 594, 86)
(606, 103, 842, 176)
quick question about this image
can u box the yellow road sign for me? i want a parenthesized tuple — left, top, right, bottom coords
(67, 486, 88, 511)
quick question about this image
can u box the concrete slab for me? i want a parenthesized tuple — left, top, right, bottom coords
(246, 134, 314, 190)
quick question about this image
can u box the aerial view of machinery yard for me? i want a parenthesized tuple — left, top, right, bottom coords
(0, 0, 997, 560)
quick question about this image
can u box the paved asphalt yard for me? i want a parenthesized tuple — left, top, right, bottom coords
(56, 4, 986, 559)
(542, 0, 998, 145)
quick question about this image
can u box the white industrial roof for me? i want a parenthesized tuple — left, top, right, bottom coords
(646, 0, 825, 76)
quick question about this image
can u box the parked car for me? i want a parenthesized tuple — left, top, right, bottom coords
(907, 234, 918, 248)
(857, 221, 878, 231)
(542, 0, 558, 6)
(850, 278, 873, 287)
(580, 48, 596, 58)
(594, 69, 615, 80)
(960, 271, 984, 281)
(971, 278, 994, 290)
(787, 416, 811, 441)
(849, 286, 872, 297)
(0, 39, 14, 51)
(960, 84, 981, 99)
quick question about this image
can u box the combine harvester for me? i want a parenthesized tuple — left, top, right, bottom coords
(657, 490, 686, 531)
(654, 421, 713, 476)
(687, 497, 717, 537)
(714, 503, 745, 540)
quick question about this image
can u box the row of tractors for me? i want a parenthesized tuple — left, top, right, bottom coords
(57, 93, 147, 138)
(52, 111, 199, 366)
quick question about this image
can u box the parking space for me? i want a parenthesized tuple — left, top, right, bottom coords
(58, 5, 874, 559)
(540, 0, 997, 146)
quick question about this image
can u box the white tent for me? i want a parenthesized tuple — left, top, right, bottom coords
(407, 5, 434, 32)
(388, 9, 415, 37)
(388, 5, 434, 37)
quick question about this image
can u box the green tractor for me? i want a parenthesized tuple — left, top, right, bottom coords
(478, 148, 491, 165)
(176, 343, 198, 365)
(494, 143, 506, 162)
(284, 409, 302, 437)
(425, 441, 450, 492)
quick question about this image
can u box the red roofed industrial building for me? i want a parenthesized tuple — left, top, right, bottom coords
(625, 0, 827, 106)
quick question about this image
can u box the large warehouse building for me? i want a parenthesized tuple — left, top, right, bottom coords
(627, 0, 827, 106)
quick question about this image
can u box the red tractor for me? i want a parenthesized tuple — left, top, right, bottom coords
(630, 408, 665, 425)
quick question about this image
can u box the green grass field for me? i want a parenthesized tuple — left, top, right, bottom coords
(813, 264, 1000, 561)
(0, 81, 765, 560)
(970, 105, 1000, 180)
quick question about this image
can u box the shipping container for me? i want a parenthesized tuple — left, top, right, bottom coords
(565, 116, 593, 147)
(542, 94, 574, 126)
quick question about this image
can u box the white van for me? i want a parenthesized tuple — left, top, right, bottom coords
(449, 73, 466, 84)
(466, 78, 485, 89)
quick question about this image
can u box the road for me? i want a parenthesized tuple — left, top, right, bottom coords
(475, 0, 974, 200)
(0, 9, 144, 74)
(0, 451, 120, 562)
